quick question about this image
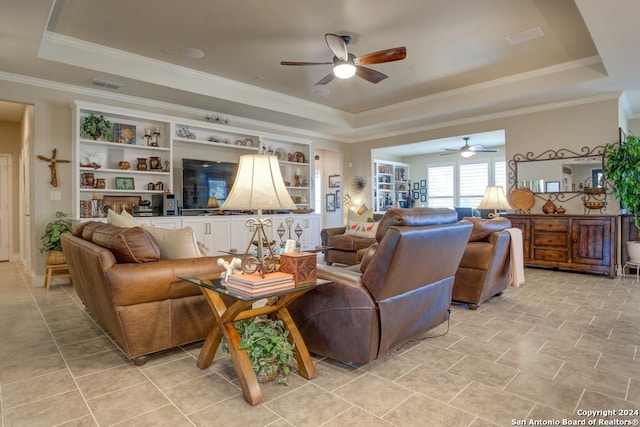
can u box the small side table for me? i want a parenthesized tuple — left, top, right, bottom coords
(45, 263, 71, 290)
(178, 275, 331, 405)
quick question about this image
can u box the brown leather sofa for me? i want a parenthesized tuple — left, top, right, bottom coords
(61, 222, 230, 364)
(321, 226, 376, 266)
(288, 208, 473, 363)
(452, 217, 512, 310)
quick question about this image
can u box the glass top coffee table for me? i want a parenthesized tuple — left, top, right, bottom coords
(178, 274, 331, 405)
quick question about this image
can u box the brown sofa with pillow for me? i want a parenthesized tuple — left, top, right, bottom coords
(288, 208, 473, 363)
(452, 217, 512, 310)
(61, 221, 230, 364)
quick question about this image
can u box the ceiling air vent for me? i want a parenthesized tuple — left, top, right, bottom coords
(507, 27, 544, 45)
(91, 79, 125, 90)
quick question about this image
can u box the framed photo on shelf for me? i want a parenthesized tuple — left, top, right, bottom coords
(113, 123, 136, 145)
(326, 193, 336, 212)
(336, 190, 341, 208)
(328, 174, 341, 188)
(115, 177, 135, 190)
(420, 194, 427, 203)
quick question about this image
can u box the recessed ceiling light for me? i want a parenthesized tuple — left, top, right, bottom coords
(507, 27, 544, 45)
(180, 48, 205, 59)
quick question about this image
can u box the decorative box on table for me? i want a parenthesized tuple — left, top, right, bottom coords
(279, 252, 317, 285)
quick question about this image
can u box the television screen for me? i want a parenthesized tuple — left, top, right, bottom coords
(181, 159, 238, 210)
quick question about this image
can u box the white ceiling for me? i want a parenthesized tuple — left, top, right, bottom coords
(1, 0, 640, 145)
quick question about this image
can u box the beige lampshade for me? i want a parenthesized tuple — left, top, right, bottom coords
(207, 197, 219, 208)
(220, 154, 297, 211)
(478, 186, 513, 211)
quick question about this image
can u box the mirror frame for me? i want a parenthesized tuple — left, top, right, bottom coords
(508, 145, 606, 202)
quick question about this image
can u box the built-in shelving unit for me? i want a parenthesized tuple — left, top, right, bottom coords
(72, 101, 314, 219)
(373, 159, 410, 213)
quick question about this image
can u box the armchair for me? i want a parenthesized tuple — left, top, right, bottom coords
(452, 217, 512, 309)
(288, 208, 473, 363)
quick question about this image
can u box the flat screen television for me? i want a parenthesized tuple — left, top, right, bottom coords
(181, 159, 238, 211)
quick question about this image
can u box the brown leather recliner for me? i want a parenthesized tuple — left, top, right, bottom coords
(61, 222, 231, 364)
(288, 208, 473, 364)
(452, 217, 512, 310)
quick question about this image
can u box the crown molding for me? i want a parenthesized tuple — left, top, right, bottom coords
(39, 31, 356, 129)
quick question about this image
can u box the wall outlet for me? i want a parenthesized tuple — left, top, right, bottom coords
(50, 191, 61, 200)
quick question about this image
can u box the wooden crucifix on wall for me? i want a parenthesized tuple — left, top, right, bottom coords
(37, 149, 70, 188)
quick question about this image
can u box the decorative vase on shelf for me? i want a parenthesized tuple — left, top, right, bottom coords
(542, 199, 556, 215)
(556, 205, 566, 215)
(137, 158, 148, 171)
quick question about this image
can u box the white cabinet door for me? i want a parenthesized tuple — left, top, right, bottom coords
(182, 217, 231, 256)
(301, 215, 322, 248)
(149, 217, 182, 229)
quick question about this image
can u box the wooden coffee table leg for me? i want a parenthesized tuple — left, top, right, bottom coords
(196, 325, 223, 369)
(276, 307, 316, 380)
(223, 322, 263, 405)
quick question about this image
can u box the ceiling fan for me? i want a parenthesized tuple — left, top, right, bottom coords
(280, 33, 406, 86)
(441, 137, 499, 158)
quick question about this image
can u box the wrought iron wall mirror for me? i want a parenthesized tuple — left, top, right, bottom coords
(508, 146, 606, 202)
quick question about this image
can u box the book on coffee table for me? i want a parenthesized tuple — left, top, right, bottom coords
(226, 271, 294, 287)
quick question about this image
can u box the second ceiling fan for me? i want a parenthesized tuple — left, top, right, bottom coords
(281, 33, 406, 86)
(441, 137, 498, 158)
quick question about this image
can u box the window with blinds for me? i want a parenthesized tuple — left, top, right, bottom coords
(459, 162, 488, 207)
(426, 158, 506, 208)
(427, 164, 454, 208)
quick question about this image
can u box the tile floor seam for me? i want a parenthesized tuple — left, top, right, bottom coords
(377, 390, 417, 421)
(23, 275, 102, 427)
(572, 388, 587, 415)
(110, 403, 192, 427)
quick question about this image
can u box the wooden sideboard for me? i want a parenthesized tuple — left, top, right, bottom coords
(506, 214, 617, 278)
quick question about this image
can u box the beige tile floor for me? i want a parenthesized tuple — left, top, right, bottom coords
(1, 261, 639, 426)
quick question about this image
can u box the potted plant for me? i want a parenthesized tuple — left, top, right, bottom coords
(81, 112, 112, 140)
(40, 211, 73, 264)
(604, 134, 640, 261)
(222, 315, 295, 384)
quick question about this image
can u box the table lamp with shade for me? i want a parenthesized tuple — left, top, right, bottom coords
(220, 154, 297, 277)
(477, 186, 513, 218)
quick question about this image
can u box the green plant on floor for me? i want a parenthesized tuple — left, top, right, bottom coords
(222, 315, 295, 384)
(604, 134, 640, 228)
(81, 112, 112, 140)
(40, 211, 73, 253)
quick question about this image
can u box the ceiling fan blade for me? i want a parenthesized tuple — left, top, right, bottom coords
(469, 144, 498, 152)
(281, 61, 332, 66)
(355, 66, 388, 84)
(471, 148, 499, 153)
(315, 73, 336, 86)
(325, 33, 348, 60)
(354, 47, 407, 65)
(440, 151, 459, 156)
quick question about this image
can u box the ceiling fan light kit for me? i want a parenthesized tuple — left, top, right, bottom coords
(333, 61, 356, 79)
(441, 137, 498, 157)
(281, 33, 406, 85)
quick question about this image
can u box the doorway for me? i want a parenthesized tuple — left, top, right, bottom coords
(0, 154, 11, 260)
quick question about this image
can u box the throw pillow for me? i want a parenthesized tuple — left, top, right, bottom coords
(141, 225, 202, 260)
(106, 209, 140, 227)
(344, 220, 380, 238)
(90, 223, 160, 263)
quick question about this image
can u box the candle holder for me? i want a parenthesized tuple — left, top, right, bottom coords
(144, 128, 161, 146)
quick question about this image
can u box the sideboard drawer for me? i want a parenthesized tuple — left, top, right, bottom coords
(534, 232, 568, 248)
(533, 218, 570, 232)
(534, 248, 569, 263)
